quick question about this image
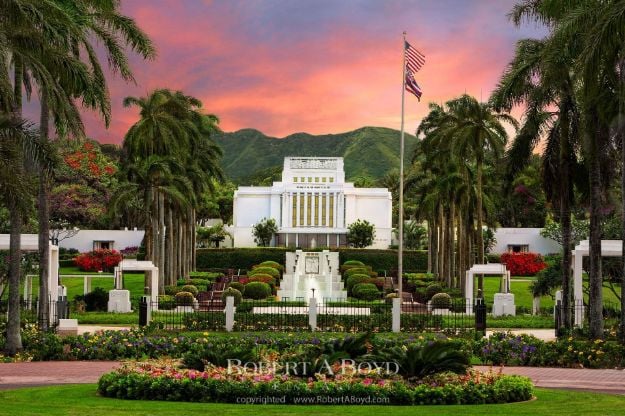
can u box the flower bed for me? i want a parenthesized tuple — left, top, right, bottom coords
(500, 252, 547, 276)
(97, 361, 533, 405)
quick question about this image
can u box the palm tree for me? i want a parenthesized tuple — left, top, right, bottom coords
(120, 89, 223, 290)
(0, 116, 54, 354)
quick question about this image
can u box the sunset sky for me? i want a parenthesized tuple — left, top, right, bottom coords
(37, 0, 546, 144)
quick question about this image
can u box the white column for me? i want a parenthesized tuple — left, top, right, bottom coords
(281, 192, 288, 227)
(392, 297, 401, 333)
(337, 192, 343, 228)
(333, 192, 338, 228)
(465, 270, 473, 314)
(295, 192, 301, 227)
(573, 252, 584, 326)
(309, 297, 317, 331)
(325, 192, 330, 227)
(225, 296, 234, 332)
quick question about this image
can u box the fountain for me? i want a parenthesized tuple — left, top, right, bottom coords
(277, 250, 347, 303)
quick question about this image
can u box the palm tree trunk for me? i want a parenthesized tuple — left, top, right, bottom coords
(457, 210, 463, 290)
(431, 216, 439, 280)
(192, 209, 197, 271)
(427, 219, 433, 273)
(560, 110, 573, 330)
(476, 159, 485, 293)
(588, 121, 604, 339)
(620, 59, 625, 344)
(5, 207, 23, 355)
(439, 208, 446, 283)
(37, 91, 50, 331)
(449, 201, 456, 288)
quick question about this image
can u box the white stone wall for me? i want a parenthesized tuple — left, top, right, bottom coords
(58, 229, 144, 253)
(492, 228, 560, 255)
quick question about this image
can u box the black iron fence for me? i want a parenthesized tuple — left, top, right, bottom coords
(144, 298, 486, 333)
(555, 300, 622, 337)
(0, 299, 68, 329)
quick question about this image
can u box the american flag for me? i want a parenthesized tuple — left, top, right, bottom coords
(404, 40, 424, 99)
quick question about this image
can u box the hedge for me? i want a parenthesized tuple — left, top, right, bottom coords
(196, 248, 428, 272)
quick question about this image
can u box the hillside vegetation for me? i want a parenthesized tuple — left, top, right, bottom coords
(213, 126, 419, 182)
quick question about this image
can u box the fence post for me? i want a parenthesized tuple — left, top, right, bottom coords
(57, 285, 68, 322)
(139, 295, 151, 327)
(474, 297, 486, 335)
(225, 296, 235, 332)
(309, 298, 317, 331)
(392, 297, 401, 333)
(555, 299, 562, 338)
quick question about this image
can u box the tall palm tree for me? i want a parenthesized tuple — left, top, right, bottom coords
(0, 116, 54, 354)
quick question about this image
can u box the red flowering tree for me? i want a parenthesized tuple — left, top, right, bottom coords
(74, 249, 122, 272)
(500, 252, 547, 276)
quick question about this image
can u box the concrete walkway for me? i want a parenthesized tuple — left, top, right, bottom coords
(2, 361, 624, 395)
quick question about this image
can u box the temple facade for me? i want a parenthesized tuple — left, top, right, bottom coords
(232, 157, 393, 248)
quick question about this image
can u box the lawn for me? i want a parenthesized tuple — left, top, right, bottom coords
(0, 385, 623, 416)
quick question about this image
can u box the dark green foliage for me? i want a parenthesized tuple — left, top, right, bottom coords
(252, 218, 278, 247)
(181, 343, 256, 371)
(221, 287, 242, 306)
(59, 259, 75, 268)
(157, 295, 175, 310)
(243, 282, 271, 299)
(181, 285, 198, 296)
(352, 283, 381, 300)
(227, 282, 245, 293)
(174, 292, 195, 306)
(375, 341, 470, 379)
(196, 248, 428, 272)
(343, 260, 364, 266)
(164, 285, 182, 296)
(344, 267, 370, 279)
(248, 266, 280, 279)
(213, 127, 419, 182)
(256, 260, 283, 271)
(347, 219, 375, 248)
(188, 271, 224, 281)
(425, 284, 443, 300)
(73, 287, 108, 312)
(430, 293, 452, 309)
(346, 274, 373, 293)
(530, 255, 561, 297)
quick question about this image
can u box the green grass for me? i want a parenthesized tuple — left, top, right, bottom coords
(0, 385, 624, 416)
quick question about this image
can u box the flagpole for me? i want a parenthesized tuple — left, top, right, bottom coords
(398, 31, 406, 298)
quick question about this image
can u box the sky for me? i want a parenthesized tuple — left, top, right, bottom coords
(35, 0, 547, 144)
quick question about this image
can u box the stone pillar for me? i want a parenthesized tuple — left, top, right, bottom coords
(225, 296, 235, 332)
(392, 297, 401, 333)
(309, 297, 317, 331)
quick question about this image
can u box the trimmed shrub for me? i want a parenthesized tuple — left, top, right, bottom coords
(196, 248, 428, 273)
(425, 284, 443, 300)
(343, 260, 364, 266)
(59, 259, 75, 268)
(247, 273, 276, 286)
(181, 285, 198, 296)
(352, 283, 381, 300)
(500, 252, 547, 276)
(248, 266, 280, 279)
(158, 295, 175, 310)
(73, 287, 108, 312)
(227, 282, 245, 293)
(344, 267, 370, 278)
(221, 287, 242, 306)
(189, 271, 224, 281)
(346, 274, 373, 293)
(243, 282, 271, 300)
(430, 293, 452, 309)
(341, 265, 372, 274)
(164, 285, 182, 296)
(255, 261, 284, 272)
(175, 291, 195, 306)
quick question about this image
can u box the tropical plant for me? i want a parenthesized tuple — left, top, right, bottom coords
(252, 218, 278, 247)
(346, 219, 375, 248)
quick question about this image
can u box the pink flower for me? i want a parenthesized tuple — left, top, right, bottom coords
(363, 378, 373, 386)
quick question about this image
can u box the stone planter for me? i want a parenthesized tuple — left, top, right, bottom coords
(431, 308, 450, 315)
(175, 305, 194, 313)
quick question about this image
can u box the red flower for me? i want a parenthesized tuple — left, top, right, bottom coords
(500, 252, 547, 276)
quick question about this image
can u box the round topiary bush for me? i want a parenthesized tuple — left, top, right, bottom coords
(175, 291, 195, 306)
(352, 283, 381, 300)
(343, 260, 365, 266)
(256, 261, 284, 272)
(430, 292, 452, 309)
(164, 285, 182, 296)
(248, 273, 276, 286)
(221, 287, 242, 306)
(425, 283, 443, 300)
(243, 282, 271, 300)
(248, 267, 280, 279)
(158, 295, 175, 310)
(344, 267, 369, 279)
(227, 282, 245, 293)
(346, 274, 373, 293)
(181, 285, 198, 296)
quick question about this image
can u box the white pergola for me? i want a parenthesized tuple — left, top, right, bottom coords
(465, 263, 510, 314)
(0, 234, 59, 324)
(571, 239, 623, 326)
(113, 259, 159, 304)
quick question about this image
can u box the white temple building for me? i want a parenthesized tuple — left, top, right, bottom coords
(232, 157, 393, 249)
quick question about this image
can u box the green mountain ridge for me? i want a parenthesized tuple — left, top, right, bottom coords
(213, 126, 419, 182)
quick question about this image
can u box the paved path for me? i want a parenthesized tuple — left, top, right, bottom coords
(2, 361, 624, 395)
(475, 366, 625, 395)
